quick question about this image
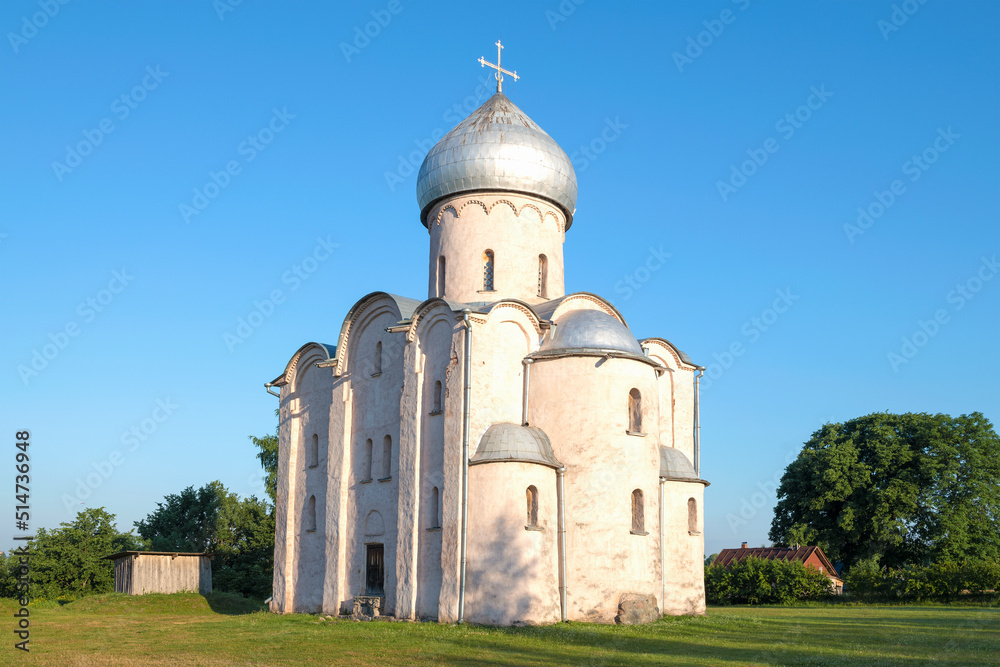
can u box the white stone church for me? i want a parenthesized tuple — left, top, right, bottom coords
(267, 51, 709, 624)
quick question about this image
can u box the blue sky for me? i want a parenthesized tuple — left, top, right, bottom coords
(1, 0, 997, 558)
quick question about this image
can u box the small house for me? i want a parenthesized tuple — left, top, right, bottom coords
(714, 543, 843, 594)
(104, 551, 213, 595)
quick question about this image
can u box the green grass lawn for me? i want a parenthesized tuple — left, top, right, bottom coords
(1, 594, 997, 666)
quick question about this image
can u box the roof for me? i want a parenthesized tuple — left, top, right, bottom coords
(538, 309, 643, 356)
(103, 551, 212, 560)
(660, 446, 698, 480)
(416, 92, 578, 227)
(470, 423, 563, 469)
(713, 546, 841, 579)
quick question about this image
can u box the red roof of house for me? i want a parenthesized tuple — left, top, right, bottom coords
(713, 546, 841, 581)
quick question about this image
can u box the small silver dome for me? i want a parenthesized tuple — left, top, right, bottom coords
(416, 93, 578, 227)
(660, 446, 698, 480)
(539, 309, 643, 355)
(471, 423, 562, 469)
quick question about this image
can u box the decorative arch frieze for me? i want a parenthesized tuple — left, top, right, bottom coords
(431, 195, 566, 234)
(484, 300, 545, 336)
(332, 294, 404, 377)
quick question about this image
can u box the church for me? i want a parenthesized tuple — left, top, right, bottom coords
(266, 43, 709, 625)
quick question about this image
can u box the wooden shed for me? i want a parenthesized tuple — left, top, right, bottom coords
(104, 551, 213, 595)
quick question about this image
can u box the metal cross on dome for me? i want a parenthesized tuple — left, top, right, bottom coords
(478, 39, 519, 93)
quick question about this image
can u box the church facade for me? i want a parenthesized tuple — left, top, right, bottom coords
(267, 66, 709, 624)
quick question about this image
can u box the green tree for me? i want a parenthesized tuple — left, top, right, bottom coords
(249, 408, 279, 506)
(135, 482, 225, 551)
(135, 481, 274, 600)
(21, 508, 145, 599)
(769, 412, 1000, 569)
(213, 494, 275, 599)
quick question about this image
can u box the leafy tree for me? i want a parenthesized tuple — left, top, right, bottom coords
(213, 494, 275, 599)
(769, 412, 1000, 569)
(249, 427, 278, 507)
(135, 482, 225, 551)
(10, 508, 146, 599)
(135, 481, 274, 600)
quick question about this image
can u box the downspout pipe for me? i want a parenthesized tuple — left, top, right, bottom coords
(694, 369, 703, 477)
(557, 466, 568, 622)
(521, 359, 533, 425)
(265, 382, 280, 398)
(458, 310, 472, 624)
(659, 477, 666, 615)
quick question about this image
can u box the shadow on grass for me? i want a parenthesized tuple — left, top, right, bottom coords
(203, 591, 267, 615)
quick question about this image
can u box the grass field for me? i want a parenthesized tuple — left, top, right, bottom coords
(2, 594, 997, 666)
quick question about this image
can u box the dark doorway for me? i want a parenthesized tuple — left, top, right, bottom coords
(366, 544, 384, 596)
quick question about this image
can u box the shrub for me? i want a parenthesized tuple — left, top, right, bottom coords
(706, 556, 832, 605)
(845, 558, 1000, 602)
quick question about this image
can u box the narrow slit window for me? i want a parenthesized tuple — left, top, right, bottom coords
(305, 495, 317, 532)
(438, 256, 446, 297)
(483, 250, 495, 291)
(526, 485, 539, 527)
(374, 341, 383, 375)
(363, 438, 373, 481)
(382, 435, 392, 479)
(430, 486, 440, 529)
(628, 388, 642, 433)
(688, 498, 698, 533)
(631, 489, 645, 533)
(432, 380, 442, 413)
(308, 433, 319, 468)
(537, 254, 548, 297)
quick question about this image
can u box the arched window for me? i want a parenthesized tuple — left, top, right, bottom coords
(373, 341, 383, 375)
(631, 489, 645, 533)
(430, 486, 440, 529)
(363, 438, 373, 481)
(688, 498, 698, 533)
(308, 433, 319, 468)
(437, 256, 446, 297)
(526, 485, 539, 527)
(431, 380, 442, 414)
(381, 435, 392, 479)
(305, 495, 317, 532)
(628, 388, 642, 433)
(537, 254, 548, 298)
(483, 250, 495, 291)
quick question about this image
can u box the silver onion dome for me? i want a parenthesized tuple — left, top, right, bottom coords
(539, 309, 643, 356)
(416, 92, 578, 228)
